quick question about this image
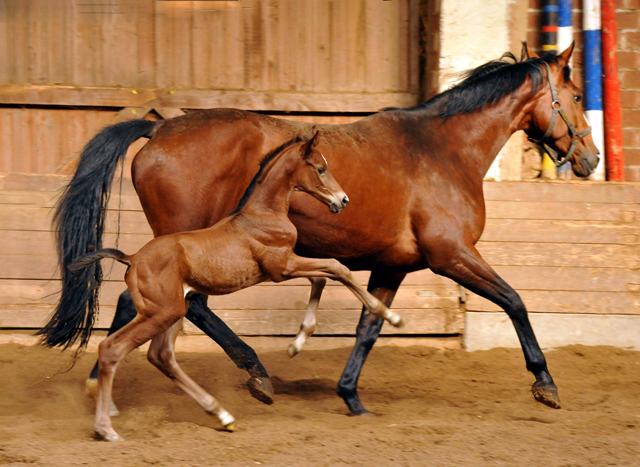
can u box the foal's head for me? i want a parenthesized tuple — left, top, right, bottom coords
(293, 128, 349, 213)
(523, 43, 600, 177)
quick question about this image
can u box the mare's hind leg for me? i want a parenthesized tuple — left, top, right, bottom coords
(185, 294, 273, 404)
(95, 312, 178, 442)
(335, 271, 406, 415)
(431, 244, 560, 409)
(147, 318, 236, 431)
(288, 277, 327, 357)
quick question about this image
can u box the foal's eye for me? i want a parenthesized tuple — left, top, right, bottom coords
(318, 167, 326, 175)
(574, 95, 582, 103)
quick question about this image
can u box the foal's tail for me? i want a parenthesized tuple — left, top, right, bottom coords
(37, 119, 159, 349)
(68, 248, 132, 275)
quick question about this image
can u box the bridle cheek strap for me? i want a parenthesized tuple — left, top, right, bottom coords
(528, 62, 592, 167)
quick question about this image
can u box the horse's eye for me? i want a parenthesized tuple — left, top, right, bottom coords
(574, 95, 582, 103)
(318, 167, 326, 175)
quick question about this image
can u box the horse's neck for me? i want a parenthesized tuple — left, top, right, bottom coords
(422, 89, 531, 180)
(242, 152, 299, 215)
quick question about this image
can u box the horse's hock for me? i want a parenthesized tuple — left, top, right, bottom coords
(0, 173, 637, 351)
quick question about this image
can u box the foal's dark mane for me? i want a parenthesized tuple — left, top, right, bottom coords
(230, 135, 303, 215)
(391, 50, 568, 119)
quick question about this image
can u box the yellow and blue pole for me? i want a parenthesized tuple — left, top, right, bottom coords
(556, 0, 573, 179)
(540, 0, 559, 179)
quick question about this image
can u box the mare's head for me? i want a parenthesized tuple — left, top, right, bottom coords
(523, 43, 600, 177)
(293, 128, 349, 213)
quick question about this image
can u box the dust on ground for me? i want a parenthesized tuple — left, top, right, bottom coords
(0, 339, 638, 467)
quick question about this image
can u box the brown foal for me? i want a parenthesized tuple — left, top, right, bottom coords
(70, 129, 403, 442)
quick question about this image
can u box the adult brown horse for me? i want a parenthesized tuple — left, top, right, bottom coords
(40, 44, 599, 415)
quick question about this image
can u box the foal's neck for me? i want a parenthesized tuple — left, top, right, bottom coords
(241, 150, 301, 216)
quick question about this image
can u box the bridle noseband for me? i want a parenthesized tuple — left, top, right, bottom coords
(528, 61, 592, 167)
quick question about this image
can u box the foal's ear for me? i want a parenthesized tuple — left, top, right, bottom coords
(558, 41, 575, 67)
(522, 41, 539, 60)
(301, 127, 320, 157)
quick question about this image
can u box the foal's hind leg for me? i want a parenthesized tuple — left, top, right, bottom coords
(185, 293, 274, 404)
(288, 277, 327, 357)
(430, 244, 560, 409)
(147, 318, 236, 431)
(86, 290, 136, 416)
(95, 313, 177, 442)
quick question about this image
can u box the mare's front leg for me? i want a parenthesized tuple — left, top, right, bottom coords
(288, 277, 327, 357)
(147, 318, 236, 431)
(430, 244, 560, 409)
(185, 293, 274, 404)
(282, 255, 403, 328)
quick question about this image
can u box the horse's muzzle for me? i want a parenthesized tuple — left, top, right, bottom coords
(330, 194, 349, 213)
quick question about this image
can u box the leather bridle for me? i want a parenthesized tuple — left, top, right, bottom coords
(528, 61, 592, 167)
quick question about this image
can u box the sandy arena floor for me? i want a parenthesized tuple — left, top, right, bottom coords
(0, 335, 638, 467)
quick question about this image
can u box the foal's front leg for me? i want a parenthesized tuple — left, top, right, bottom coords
(282, 255, 404, 328)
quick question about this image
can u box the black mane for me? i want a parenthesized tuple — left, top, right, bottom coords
(229, 135, 303, 215)
(392, 50, 565, 119)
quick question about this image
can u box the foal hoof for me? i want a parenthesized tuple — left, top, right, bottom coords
(95, 428, 124, 442)
(85, 378, 98, 399)
(287, 344, 300, 358)
(224, 423, 237, 432)
(246, 376, 274, 405)
(531, 383, 561, 409)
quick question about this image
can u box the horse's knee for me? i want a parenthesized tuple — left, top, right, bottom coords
(147, 345, 175, 374)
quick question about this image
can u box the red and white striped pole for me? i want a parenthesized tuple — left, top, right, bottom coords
(601, 0, 625, 181)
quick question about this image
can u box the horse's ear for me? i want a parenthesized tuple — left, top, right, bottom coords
(302, 127, 319, 157)
(558, 41, 575, 66)
(522, 41, 539, 60)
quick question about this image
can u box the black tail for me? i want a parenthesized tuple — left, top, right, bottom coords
(37, 119, 157, 349)
(68, 248, 132, 275)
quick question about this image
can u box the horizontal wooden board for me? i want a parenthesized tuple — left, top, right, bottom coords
(483, 181, 640, 205)
(465, 290, 640, 315)
(0, 279, 460, 310)
(0, 305, 463, 336)
(0, 85, 417, 113)
(480, 219, 640, 244)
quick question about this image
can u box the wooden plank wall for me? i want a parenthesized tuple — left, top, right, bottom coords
(0, 0, 418, 94)
(0, 0, 421, 174)
(0, 171, 463, 337)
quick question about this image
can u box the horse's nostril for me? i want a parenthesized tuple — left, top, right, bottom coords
(342, 195, 349, 205)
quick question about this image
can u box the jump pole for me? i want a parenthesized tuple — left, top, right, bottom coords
(583, 0, 606, 180)
(601, 0, 625, 181)
(540, 0, 559, 179)
(556, 0, 573, 179)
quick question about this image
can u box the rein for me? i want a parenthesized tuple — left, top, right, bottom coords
(528, 61, 592, 167)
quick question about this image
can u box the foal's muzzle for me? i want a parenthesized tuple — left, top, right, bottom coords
(329, 194, 349, 213)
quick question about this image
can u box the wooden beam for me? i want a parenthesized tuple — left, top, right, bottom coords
(0, 84, 418, 112)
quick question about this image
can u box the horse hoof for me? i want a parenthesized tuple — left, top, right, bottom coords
(246, 376, 274, 405)
(531, 383, 561, 409)
(85, 378, 98, 399)
(287, 344, 299, 358)
(95, 428, 124, 442)
(224, 423, 237, 432)
(110, 400, 120, 417)
(348, 410, 373, 418)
